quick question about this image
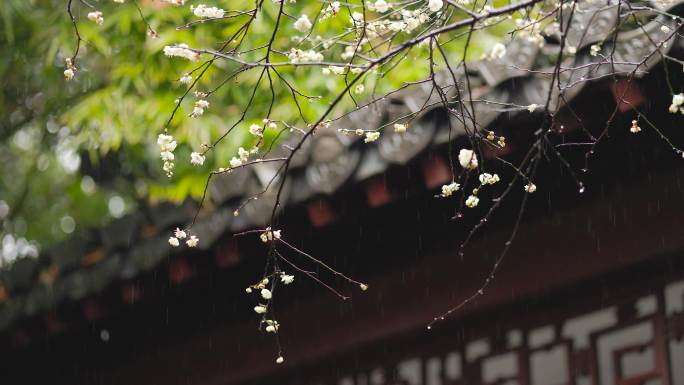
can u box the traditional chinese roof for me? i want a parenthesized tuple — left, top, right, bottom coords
(1, 0, 682, 332)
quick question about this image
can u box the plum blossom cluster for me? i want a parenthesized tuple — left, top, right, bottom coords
(191, 98, 210, 118)
(361, 6, 435, 37)
(287, 48, 324, 63)
(489, 43, 507, 60)
(168, 228, 199, 248)
(364, 131, 380, 143)
(190, 152, 206, 166)
(486, 131, 506, 147)
(191, 4, 225, 18)
(260, 227, 282, 243)
(513, 17, 546, 48)
(63, 58, 76, 81)
(250, 119, 277, 138)
(321, 1, 341, 19)
(179, 74, 193, 85)
(87, 11, 104, 25)
(246, 269, 295, 364)
(157, 134, 177, 177)
(163, 44, 200, 61)
(294, 15, 312, 33)
(669, 93, 684, 114)
(458, 149, 478, 170)
(464, 173, 501, 208)
(229, 147, 251, 168)
(441, 182, 460, 197)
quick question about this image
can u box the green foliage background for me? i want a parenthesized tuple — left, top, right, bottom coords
(0, 0, 510, 249)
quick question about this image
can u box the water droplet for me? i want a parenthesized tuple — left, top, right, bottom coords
(581, 168, 588, 173)
(579, 186, 585, 194)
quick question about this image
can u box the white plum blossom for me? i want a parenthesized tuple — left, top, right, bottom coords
(355, 84, 365, 94)
(524, 182, 537, 193)
(394, 123, 407, 133)
(163, 44, 200, 61)
(350, 12, 364, 27)
(281, 274, 295, 285)
(186, 235, 199, 247)
(261, 288, 272, 300)
(190, 152, 205, 166)
(489, 43, 506, 60)
(294, 15, 312, 33)
(374, 0, 391, 13)
(329, 65, 346, 75)
(158, 134, 177, 177)
(630, 120, 641, 134)
(162, 0, 186, 4)
(230, 157, 242, 168)
(389, 21, 406, 32)
(458, 149, 478, 170)
(190, 99, 209, 118)
(263, 118, 277, 129)
(254, 305, 267, 314)
(179, 74, 192, 85)
(174, 228, 187, 239)
(428, 0, 443, 12)
(287, 48, 323, 63)
(527, 104, 538, 113)
(63, 68, 75, 81)
(168, 237, 180, 247)
(191, 4, 225, 18)
(441, 182, 460, 197)
(249, 123, 264, 137)
(265, 320, 280, 333)
(465, 195, 480, 208)
(404, 16, 421, 32)
(479, 173, 500, 185)
(364, 131, 380, 143)
(590, 44, 601, 57)
(87, 11, 104, 25)
(276, 356, 284, 364)
(238, 147, 249, 163)
(669, 93, 684, 114)
(322, 1, 341, 19)
(260, 228, 282, 243)
(341, 45, 359, 60)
